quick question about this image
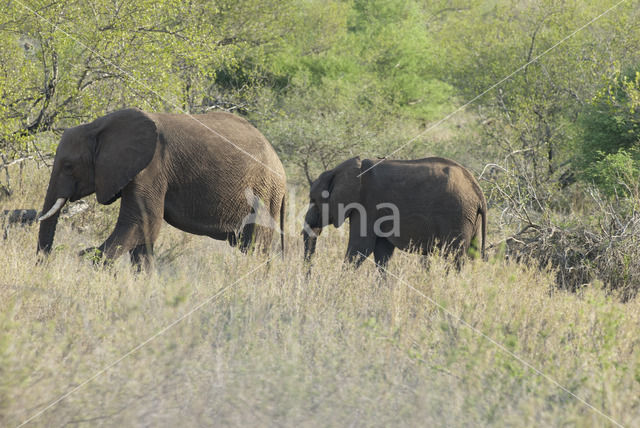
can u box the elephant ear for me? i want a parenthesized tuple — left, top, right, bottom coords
(327, 157, 361, 228)
(92, 108, 158, 204)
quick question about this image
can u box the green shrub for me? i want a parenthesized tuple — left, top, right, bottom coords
(588, 149, 640, 198)
(575, 69, 640, 195)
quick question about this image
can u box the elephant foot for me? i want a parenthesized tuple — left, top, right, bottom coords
(129, 244, 154, 273)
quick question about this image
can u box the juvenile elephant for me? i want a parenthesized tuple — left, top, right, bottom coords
(38, 108, 286, 267)
(302, 157, 487, 269)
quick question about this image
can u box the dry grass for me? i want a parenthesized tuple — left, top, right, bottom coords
(1, 161, 640, 427)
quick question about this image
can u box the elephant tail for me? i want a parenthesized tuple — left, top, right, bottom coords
(479, 202, 487, 261)
(279, 193, 285, 257)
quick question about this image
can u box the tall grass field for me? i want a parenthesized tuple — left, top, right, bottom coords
(1, 161, 639, 427)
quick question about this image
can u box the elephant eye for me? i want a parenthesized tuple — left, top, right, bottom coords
(63, 163, 73, 173)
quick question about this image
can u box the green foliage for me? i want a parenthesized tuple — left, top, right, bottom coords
(0, 0, 298, 156)
(1, 0, 639, 182)
(255, 85, 383, 183)
(575, 69, 640, 195)
(589, 149, 640, 197)
(250, 0, 455, 181)
(344, 0, 452, 119)
(434, 0, 640, 185)
(0, 0, 457, 183)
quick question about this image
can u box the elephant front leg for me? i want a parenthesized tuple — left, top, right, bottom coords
(344, 234, 376, 268)
(344, 214, 376, 268)
(129, 243, 154, 272)
(80, 223, 159, 266)
(345, 246, 373, 268)
(99, 214, 162, 264)
(84, 187, 164, 266)
(373, 237, 395, 270)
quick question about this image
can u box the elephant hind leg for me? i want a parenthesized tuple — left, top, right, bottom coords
(238, 222, 257, 254)
(444, 236, 467, 271)
(227, 232, 238, 247)
(239, 224, 274, 254)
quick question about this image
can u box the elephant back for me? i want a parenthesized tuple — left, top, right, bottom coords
(152, 111, 286, 234)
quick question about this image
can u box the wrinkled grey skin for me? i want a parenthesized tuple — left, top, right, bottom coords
(302, 157, 487, 269)
(38, 108, 286, 268)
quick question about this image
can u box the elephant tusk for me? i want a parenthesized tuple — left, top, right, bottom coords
(39, 198, 67, 221)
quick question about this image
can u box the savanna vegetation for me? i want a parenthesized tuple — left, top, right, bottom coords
(1, 0, 640, 426)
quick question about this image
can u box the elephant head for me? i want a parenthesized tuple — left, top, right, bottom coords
(302, 157, 361, 261)
(38, 108, 158, 253)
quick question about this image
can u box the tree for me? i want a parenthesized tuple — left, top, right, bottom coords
(430, 0, 640, 188)
(0, 0, 298, 159)
(251, 0, 455, 182)
(575, 69, 640, 196)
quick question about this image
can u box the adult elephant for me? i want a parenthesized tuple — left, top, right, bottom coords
(302, 157, 486, 269)
(38, 108, 286, 267)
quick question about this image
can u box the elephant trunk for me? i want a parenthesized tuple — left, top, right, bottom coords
(302, 227, 322, 262)
(302, 203, 323, 262)
(37, 186, 67, 254)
